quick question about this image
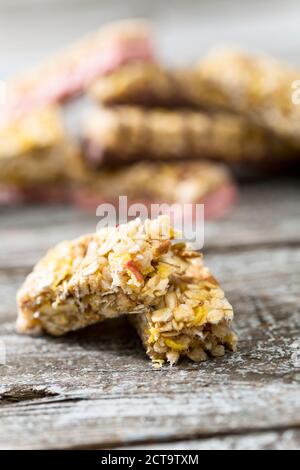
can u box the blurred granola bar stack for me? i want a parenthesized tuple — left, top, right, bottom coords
(69, 29, 239, 217)
(2, 20, 299, 212)
(76, 40, 300, 215)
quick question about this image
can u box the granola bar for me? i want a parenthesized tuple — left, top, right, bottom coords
(71, 160, 237, 220)
(82, 106, 297, 167)
(3, 20, 153, 125)
(17, 215, 237, 366)
(17, 216, 186, 336)
(197, 47, 300, 147)
(0, 106, 73, 187)
(89, 62, 193, 107)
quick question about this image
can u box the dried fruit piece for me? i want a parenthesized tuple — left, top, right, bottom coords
(125, 260, 144, 284)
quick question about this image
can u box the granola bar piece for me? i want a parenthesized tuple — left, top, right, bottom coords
(17, 216, 187, 336)
(130, 243, 237, 366)
(82, 106, 297, 168)
(4, 20, 154, 125)
(197, 47, 300, 147)
(71, 160, 237, 220)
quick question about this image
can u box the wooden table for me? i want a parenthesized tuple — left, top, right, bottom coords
(1, 179, 300, 450)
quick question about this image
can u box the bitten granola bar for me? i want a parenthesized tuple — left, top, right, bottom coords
(72, 160, 237, 220)
(82, 106, 296, 168)
(3, 20, 154, 125)
(17, 216, 237, 365)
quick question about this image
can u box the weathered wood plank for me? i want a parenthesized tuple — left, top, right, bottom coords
(0, 181, 299, 269)
(1, 243, 300, 449)
(121, 429, 300, 450)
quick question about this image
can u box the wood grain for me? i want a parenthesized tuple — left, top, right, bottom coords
(122, 429, 300, 450)
(0, 180, 300, 450)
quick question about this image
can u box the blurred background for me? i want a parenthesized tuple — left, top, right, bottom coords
(1, 0, 300, 79)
